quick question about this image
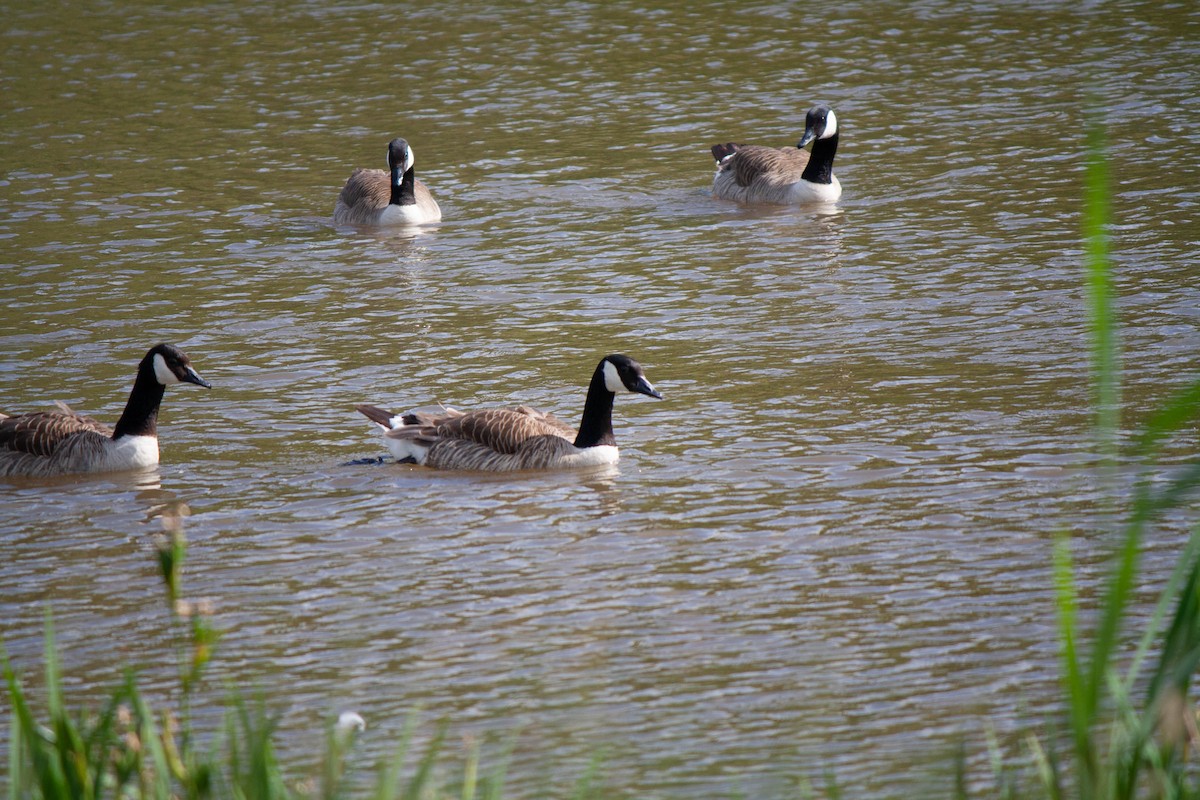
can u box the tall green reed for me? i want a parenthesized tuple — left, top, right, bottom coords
(990, 110, 1200, 800)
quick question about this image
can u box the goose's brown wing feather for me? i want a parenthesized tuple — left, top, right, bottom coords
(425, 433, 581, 471)
(0, 410, 112, 457)
(335, 168, 390, 214)
(433, 407, 576, 453)
(726, 145, 809, 188)
(413, 181, 440, 216)
(510, 405, 576, 437)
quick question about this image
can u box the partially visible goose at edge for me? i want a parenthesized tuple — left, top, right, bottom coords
(711, 104, 842, 205)
(357, 354, 663, 471)
(0, 343, 210, 478)
(333, 137, 442, 226)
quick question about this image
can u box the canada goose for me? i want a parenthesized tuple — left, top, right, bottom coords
(711, 104, 842, 204)
(0, 343, 210, 478)
(333, 137, 442, 226)
(357, 354, 662, 471)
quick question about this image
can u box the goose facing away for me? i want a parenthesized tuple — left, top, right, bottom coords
(333, 137, 442, 226)
(357, 354, 662, 471)
(0, 343, 210, 478)
(711, 104, 842, 205)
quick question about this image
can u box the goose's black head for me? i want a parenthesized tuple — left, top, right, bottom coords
(387, 137, 414, 185)
(600, 354, 662, 399)
(144, 343, 210, 389)
(798, 105, 838, 149)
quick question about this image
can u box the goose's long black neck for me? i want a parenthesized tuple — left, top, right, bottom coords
(390, 166, 417, 207)
(573, 369, 616, 449)
(801, 131, 838, 185)
(111, 367, 164, 440)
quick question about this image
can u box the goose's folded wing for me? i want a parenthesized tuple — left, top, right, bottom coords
(432, 407, 576, 454)
(337, 168, 390, 211)
(728, 145, 809, 188)
(511, 405, 576, 436)
(425, 433, 581, 471)
(0, 410, 112, 456)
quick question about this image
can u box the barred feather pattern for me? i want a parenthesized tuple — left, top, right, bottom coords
(422, 432, 589, 471)
(0, 408, 110, 455)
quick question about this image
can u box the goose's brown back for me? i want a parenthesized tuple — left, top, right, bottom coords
(334, 168, 391, 222)
(0, 408, 117, 477)
(713, 145, 812, 203)
(394, 406, 573, 452)
(0, 407, 111, 456)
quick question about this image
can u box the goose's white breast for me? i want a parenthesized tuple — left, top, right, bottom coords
(561, 445, 619, 468)
(107, 435, 160, 470)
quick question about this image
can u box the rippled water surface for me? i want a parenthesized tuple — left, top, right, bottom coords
(2, 1, 1198, 796)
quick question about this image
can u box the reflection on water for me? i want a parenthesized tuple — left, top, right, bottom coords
(2, 0, 1198, 797)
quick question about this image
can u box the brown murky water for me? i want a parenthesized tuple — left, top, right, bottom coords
(2, 1, 1197, 796)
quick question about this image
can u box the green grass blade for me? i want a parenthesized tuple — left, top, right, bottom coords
(459, 737, 480, 800)
(569, 753, 605, 800)
(1134, 378, 1200, 458)
(372, 711, 419, 800)
(1147, 461, 1200, 519)
(42, 609, 94, 800)
(1121, 526, 1200, 695)
(6, 632, 69, 798)
(1052, 537, 1088, 730)
(479, 734, 517, 800)
(401, 720, 446, 800)
(130, 682, 172, 799)
(9, 688, 24, 800)
(42, 610, 62, 723)
(1086, 520, 1141, 713)
(1146, 538, 1200, 702)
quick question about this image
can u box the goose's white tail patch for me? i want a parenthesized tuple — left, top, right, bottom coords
(382, 433, 430, 464)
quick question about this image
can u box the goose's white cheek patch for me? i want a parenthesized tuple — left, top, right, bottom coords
(603, 360, 624, 393)
(822, 110, 838, 139)
(153, 353, 180, 385)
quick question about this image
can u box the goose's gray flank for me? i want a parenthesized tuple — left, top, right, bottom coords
(0, 343, 210, 478)
(357, 354, 662, 471)
(333, 137, 442, 226)
(711, 105, 842, 204)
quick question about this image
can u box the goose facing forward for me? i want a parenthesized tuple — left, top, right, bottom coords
(711, 104, 842, 204)
(0, 343, 210, 478)
(333, 137, 442, 226)
(357, 354, 662, 471)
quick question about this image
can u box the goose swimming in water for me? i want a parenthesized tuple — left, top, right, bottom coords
(333, 137, 442, 226)
(357, 354, 662, 471)
(711, 104, 842, 205)
(0, 343, 210, 478)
